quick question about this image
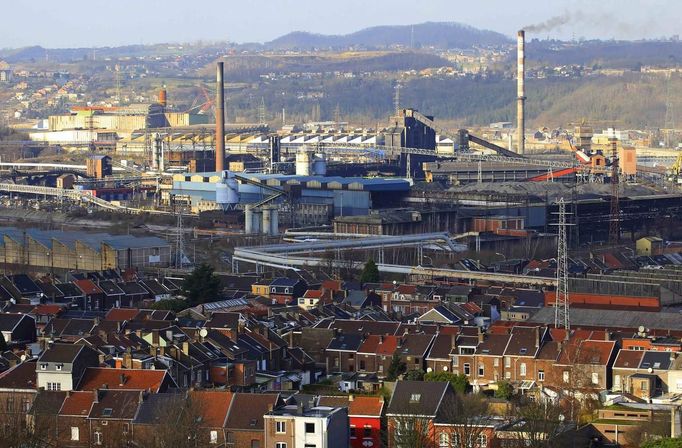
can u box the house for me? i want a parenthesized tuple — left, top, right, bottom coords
(42, 318, 97, 342)
(87, 389, 141, 447)
(0, 360, 39, 429)
(9, 274, 42, 300)
(77, 367, 176, 393)
(225, 392, 282, 448)
(56, 390, 95, 447)
(326, 332, 364, 374)
(0, 313, 36, 344)
(73, 279, 105, 310)
(386, 380, 456, 448)
(36, 343, 100, 392)
(342, 290, 381, 309)
(97, 280, 125, 309)
(189, 390, 233, 446)
(612, 349, 682, 399)
(55, 283, 87, 308)
(589, 405, 658, 446)
(269, 278, 308, 305)
(425, 333, 457, 374)
(319, 395, 384, 448)
(264, 401, 349, 448)
(394, 333, 435, 373)
(356, 334, 399, 377)
(555, 338, 617, 392)
(140, 279, 171, 302)
(132, 393, 186, 446)
(119, 282, 151, 307)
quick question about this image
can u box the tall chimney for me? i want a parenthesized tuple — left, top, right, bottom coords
(517, 30, 526, 155)
(215, 61, 226, 172)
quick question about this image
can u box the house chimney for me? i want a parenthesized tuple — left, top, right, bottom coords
(93, 389, 100, 403)
(379, 335, 384, 344)
(517, 30, 526, 155)
(478, 331, 485, 344)
(215, 61, 225, 172)
(297, 402, 304, 415)
(451, 333, 457, 349)
(535, 327, 540, 348)
(182, 341, 190, 356)
(348, 395, 354, 402)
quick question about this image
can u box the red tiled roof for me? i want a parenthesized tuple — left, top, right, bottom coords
(78, 368, 168, 393)
(349, 396, 384, 417)
(397, 284, 417, 295)
(575, 340, 615, 365)
(376, 335, 400, 355)
(32, 304, 65, 316)
(321, 280, 343, 291)
(461, 302, 482, 314)
(59, 391, 95, 416)
(190, 390, 233, 427)
(105, 308, 139, 322)
(73, 279, 103, 295)
(614, 349, 645, 369)
(601, 253, 624, 269)
(302, 290, 323, 299)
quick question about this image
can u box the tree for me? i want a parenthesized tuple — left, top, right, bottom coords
(360, 258, 380, 283)
(404, 369, 425, 381)
(508, 397, 570, 448)
(386, 353, 406, 381)
(439, 392, 490, 448)
(494, 381, 514, 400)
(181, 263, 221, 306)
(625, 411, 672, 448)
(642, 439, 682, 448)
(149, 299, 188, 312)
(133, 393, 206, 448)
(424, 371, 469, 394)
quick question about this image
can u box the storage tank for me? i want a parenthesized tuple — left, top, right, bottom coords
(245, 205, 255, 234)
(295, 147, 312, 176)
(262, 207, 272, 236)
(312, 153, 327, 176)
(225, 171, 240, 205)
(215, 183, 230, 211)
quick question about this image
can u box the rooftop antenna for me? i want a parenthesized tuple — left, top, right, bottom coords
(175, 212, 185, 269)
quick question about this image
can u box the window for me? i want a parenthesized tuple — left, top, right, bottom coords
(364, 427, 372, 437)
(463, 363, 471, 376)
(40, 364, 47, 370)
(538, 370, 545, 381)
(505, 371, 511, 379)
(494, 358, 499, 367)
(519, 363, 527, 377)
(453, 356, 459, 367)
(641, 380, 648, 391)
(592, 372, 599, 385)
(94, 431, 102, 445)
(70, 427, 79, 441)
(47, 382, 61, 391)
(379, 364, 384, 373)
(305, 423, 315, 433)
(251, 441, 260, 448)
(276, 421, 286, 434)
(615, 375, 622, 390)
(359, 360, 365, 370)
(210, 430, 218, 444)
(563, 371, 569, 383)
(350, 427, 357, 437)
(122, 423, 129, 435)
(410, 393, 421, 403)
(477, 433, 488, 448)
(276, 443, 287, 448)
(504, 357, 511, 368)
(439, 432, 450, 447)
(478, 364, 485, 377)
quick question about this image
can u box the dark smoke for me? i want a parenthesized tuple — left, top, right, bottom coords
(524, 12, 579, 33)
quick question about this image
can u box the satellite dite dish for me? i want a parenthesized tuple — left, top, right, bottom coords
(638, 326, 645, 333)
(199, 328, 208, 338)
(648, 367, 654, 373)
(20, 354, 26, 362)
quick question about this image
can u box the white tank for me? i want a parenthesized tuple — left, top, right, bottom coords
(295, 147, 312, 176)
(312, 153, 327, 176)
(244, 205, 255, 234)
(225, 171, 240, 205)
(262, 207, 272, 236)
(216, 183, 230, 209)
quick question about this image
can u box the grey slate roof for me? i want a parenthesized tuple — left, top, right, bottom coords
(529, 307, 682, 332)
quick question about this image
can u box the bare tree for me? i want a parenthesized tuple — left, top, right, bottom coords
(506, 396, 570, 448)
(624, 411, 671, 448)
(133, 393, 207, 448)
(389, 408, 437, 448)
(440, 393, 491, 448)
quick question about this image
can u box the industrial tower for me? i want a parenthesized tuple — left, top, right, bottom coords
(555, 198, 570, 330)
(609, 137, 620, 244)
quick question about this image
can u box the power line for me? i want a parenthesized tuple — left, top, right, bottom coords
(554, 197, 570, 330)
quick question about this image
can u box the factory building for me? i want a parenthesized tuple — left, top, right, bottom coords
(0, 228, 171, 273)
(169, 171, 411, 219)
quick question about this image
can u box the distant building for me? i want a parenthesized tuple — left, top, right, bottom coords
(636, 236, 664, 256)
(0, 60, 12, 83)
(264, 402, 349, 448)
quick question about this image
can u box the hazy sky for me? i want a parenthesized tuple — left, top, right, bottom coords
(2, 0, 679, 48)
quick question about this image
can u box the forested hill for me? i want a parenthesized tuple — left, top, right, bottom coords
(265, 22, 511, 50)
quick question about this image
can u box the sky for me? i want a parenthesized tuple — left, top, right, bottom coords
(1, 0, 680, 48)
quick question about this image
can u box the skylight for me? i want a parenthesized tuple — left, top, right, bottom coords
(409, 393, 421, 403)
(102, 408, 113, 417)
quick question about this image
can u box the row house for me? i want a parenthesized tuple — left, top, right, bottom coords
(612, 349, 682, 400)
(264, 401, 349, 448)
(356, 335, 400, 377)
(377, 283, 442, 315)
(0, 313, 35, 344)
(318, 395, 384, 448)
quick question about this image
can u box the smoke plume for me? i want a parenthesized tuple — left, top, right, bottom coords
(524, 12, 579, 33)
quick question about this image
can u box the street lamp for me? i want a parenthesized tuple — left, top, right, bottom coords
(495, 252, 507, 261)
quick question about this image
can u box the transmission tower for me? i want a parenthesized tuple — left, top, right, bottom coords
(608, 137, 620, 244)
(664, 72, 676, 147)
(554, 198, 570, 330)
(175, 212, 185, 269)
(258, 97, 266, 125)
(394, 83, 401, 115)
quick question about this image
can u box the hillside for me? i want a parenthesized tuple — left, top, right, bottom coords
(266, 22, 511, 50)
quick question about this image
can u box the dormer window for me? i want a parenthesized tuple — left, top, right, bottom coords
(271, 287, 276, 293)
(56, 364, 63, 371)
(409, 393, 421, 403)
(40, 364, 47, 370)
(285, 288, 290, 294)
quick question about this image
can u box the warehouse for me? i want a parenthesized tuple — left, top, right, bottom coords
(0, 228, 171, 273)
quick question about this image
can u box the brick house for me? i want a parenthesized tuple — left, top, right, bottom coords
(326, 332, 364, 374)
(225, 392, 282, 448)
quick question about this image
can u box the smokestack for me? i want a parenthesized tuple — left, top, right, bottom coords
(215, 62, 225, 172)
(517, 30, 525, 155)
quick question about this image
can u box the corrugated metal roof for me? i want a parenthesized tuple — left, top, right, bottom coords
(0, 227, 169, 252)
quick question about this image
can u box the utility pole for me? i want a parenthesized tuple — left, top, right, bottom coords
(258, 97, 266, 125)
(175, 212, 185, 269)
(554, 198, 570, 330)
